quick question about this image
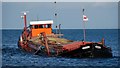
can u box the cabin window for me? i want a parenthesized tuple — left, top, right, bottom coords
(48, 24, 51, 28)
(34, 25, 38, 29)
(46, 25, 48, 28)
(32, 25, 35, 28)
(43, 24, 46, 28)
(39, 25, 43, 28)
(29, 25, 32, 28)
(31, 24, 51, 29)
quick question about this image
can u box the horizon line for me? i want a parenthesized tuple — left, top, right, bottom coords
(0, 28, 119, 30)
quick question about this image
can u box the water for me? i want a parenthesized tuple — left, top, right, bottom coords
(2, 29, 119, 67)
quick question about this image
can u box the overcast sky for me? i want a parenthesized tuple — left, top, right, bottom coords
(2, 2, 118, 29)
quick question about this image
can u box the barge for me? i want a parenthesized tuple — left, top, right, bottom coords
(18, 11, 112, 58)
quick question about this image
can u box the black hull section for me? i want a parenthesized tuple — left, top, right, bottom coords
(59, 43, 112, 58)
(18, 39, 112, 58)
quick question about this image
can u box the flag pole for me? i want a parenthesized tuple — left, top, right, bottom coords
(83, 9, 86, 42)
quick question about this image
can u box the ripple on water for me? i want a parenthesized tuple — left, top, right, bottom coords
(2, 29, 119, 67)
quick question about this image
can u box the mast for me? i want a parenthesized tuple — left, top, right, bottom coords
(58, 24, 61, 38)
(82, 9, 86, 42)
(24, 12, 27, 30)
(21, 11, 29, 40)
(21, 11, 29, 30)
(55, 13, 58, 34)
(54, 1, 58, 34)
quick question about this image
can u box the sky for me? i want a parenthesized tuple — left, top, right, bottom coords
(2, 2, 118, 29)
